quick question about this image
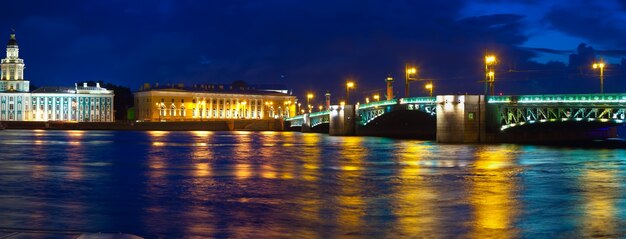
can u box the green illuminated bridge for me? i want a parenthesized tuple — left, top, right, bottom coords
(285, 93, 626, 143)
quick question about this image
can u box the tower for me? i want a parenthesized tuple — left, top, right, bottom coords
(325, 91, 331, 109)
(0, 32, 29, 92)
(385, 75, 394, 100)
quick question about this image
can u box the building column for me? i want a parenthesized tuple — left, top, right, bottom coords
(208, 97, 213, 119)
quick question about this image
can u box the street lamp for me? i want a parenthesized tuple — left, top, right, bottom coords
(346, 81, 355, 104)
(307, 93, 314, 112)
(405, 65, 418, 97)
(485, 55, 497, 95)
(593, 62, 606, 94)
(425, 82, 433, 97)
(373, 94, 380, 101)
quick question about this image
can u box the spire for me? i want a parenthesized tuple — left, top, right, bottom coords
(7, 30, 17, 46)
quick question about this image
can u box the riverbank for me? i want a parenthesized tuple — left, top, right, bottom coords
(0, 119, 285, 131)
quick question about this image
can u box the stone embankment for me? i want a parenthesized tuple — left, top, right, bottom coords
(1, 119, 284, 131)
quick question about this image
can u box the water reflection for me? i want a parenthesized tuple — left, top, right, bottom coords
(470, 146, 521, 238)
(393, 141, 440, 237)
(580, 152, 619, 237)
(1, 130, 626, 238)
(335, 137, 366, 236)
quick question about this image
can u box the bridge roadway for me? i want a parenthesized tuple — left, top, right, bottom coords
(285, 93, 626, 143)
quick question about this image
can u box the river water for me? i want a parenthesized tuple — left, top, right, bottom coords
(0, 130, 625, 238)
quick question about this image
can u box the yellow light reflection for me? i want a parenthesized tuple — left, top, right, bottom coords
(394, 141, 439, 236)
(260, 164, 277, 179)
(235, 163, 252, 179)
(148, 131, 169, 137)
(470, 146, 520, 238)
(152, 142, 165, 147)
(336, 137, 365, 234)
(67, 130, 85, 138)
(194, 162, 211, 177)
(581, 158, 618, 237)
(192, 131, 212, 137)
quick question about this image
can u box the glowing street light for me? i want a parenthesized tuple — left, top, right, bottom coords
(346, 81, 355, 104)
(373, 94, 380, 101)
(405, 65, 418, 97)
(593, 62, 606, 94)
(485, 55, 497, 95)
(307, 93, 314, 112)
(425, 82, 433, 97)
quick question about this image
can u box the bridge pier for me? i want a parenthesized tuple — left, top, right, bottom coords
(329, 105, 355, 136)
(436, 95, 488, 143)
(301, 114, 312, 132)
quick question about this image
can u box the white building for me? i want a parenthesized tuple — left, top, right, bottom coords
(0, 33, 114, 122)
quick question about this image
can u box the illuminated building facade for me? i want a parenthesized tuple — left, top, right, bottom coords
(0, 33, 114, 122)
(134, 84, 297, 121)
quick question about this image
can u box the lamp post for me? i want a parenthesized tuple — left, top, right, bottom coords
(405, 65, 417, 97)
(307, 93, 314, 113)
(346, 81, 355, 104)
(425, 82, 433, 97)
(297, 102, 301, 115)
(373, 94, 380, 101)
(485, 55, 497, 95)
(593, 62, 606, 94)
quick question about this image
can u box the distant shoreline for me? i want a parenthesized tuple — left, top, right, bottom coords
(0, 119, 286, 132)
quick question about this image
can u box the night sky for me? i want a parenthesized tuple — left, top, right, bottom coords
(3, 0, 626, 102)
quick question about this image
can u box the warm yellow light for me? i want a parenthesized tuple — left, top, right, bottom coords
(307, 93, 314, 99)
(406, 67, 417, 74)
(340, 101, 346, 106)
(346, 82, 355, 88)
(593, 62, 605, 69)
(488, 71, 495, 77)
(318, 105, 323, 111)
(386, 76, 393, 82)
(485, 55, 496, 64)
(425, 83, 433, 89)
(241, 101, 246, 105)
(373, 94, 380, 100)
(365, 97, 370, 103)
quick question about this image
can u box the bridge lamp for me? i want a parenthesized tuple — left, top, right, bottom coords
(365, 97, 370, 104)
(318, 105, 323, 111)
(485, 55, 497, 95)
(592, 62, 606, 94)
(425, 82, 433, 97)
(346, 81, 355, 104)
(373, 94, 380, 101)
(307, 93, 314, 112)
(405, 65, 418, 97)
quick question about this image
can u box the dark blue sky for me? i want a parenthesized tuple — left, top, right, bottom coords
(3, 0, 626, 101)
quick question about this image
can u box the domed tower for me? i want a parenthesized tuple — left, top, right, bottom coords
(0, 31, 29, 92)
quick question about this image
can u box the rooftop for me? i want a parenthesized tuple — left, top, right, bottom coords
(138, 83, 292, 96)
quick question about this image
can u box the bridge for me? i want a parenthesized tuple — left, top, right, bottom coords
(285, 93, 626, 143)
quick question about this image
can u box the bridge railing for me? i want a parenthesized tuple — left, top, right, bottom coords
(399, 97, 436, 104)
(309, 110, 331, 117)
(488, 94, 626, 104)
(358, 99, 397, 110)
(284, 114, 304, 121)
